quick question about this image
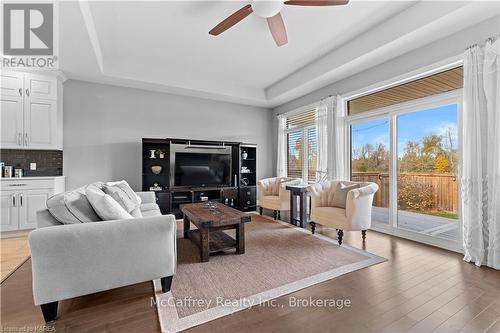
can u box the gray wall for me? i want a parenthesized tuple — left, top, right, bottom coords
(271, 16, 500, 173)
(63, 80, 273, 191)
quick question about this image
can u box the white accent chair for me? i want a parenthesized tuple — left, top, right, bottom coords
(29, 191, 176, 322)
(258, 177, 302, 220)
(307, 180, 379, 245)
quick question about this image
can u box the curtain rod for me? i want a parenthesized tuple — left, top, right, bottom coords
(466, 35, 499, 50)
(276, 94, 336, 117)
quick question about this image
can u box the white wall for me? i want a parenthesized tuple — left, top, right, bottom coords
(271, 16, 500, 173)
(63, 80, 273, 190)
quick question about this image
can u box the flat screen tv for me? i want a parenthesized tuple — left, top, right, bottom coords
(174, 152, 231, 187)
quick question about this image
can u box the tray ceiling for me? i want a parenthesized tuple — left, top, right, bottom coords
(58, 1, 500, 107)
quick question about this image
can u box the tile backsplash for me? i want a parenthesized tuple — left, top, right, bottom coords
(0, 149, 63, 177)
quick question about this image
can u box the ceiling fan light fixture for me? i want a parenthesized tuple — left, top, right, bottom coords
(208, 0, 349, 46)
(251, 1, 284, 18)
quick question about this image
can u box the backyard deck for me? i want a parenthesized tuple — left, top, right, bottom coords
(372, 207, 459, 241)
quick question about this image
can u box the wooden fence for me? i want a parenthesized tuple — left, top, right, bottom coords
(352, 172, 458, 213)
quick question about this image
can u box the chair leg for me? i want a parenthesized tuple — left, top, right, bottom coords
(362, 230, 367, 240)
(40, 301, 58, 322)
(273, 210, 278, 220)
(161, 276, 173, 293)
(310, 222, 316, 234)
(259, 207, 263, 215)
(337, 229, 344, 245)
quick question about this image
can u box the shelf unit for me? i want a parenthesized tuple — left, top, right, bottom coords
(239, 144, 257, 211)
(142, 139, 170, 191)
(142, 139, 170, 214)
(142, 138, 256, 217)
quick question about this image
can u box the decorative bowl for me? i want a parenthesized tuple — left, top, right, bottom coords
(151, 165, 163, 174)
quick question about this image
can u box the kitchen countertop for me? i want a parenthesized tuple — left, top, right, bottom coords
(1, 176, 65, 180)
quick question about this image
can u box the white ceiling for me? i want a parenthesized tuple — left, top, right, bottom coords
(59, 1, 500, 107)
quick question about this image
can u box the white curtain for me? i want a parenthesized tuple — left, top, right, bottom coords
(484, 39, 500, 269)
(276, 114, 287, 177)
(331, 95, 348, 180)
(315, 95, 349, 183)
(315, 99, 329, 183)
(462, 38, 500, 269)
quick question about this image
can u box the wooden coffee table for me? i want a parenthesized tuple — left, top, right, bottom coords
(180, 201, 251, 262)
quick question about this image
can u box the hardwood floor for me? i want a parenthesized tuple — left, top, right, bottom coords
(0, 233, 30, 282)
(1, 218, 499, 333)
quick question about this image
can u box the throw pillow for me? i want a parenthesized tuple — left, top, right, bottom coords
(85, 184, 133, 221)
(332, 182, 361, 209)
(102, 180, 142, 215)
(46, 186, 101, 224)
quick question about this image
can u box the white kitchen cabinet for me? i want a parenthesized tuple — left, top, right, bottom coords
(0, 71, 24, 97)
(24, 99, 57, 148)
(0, 191, 19, 232)
(19, 189, 53, 230)
(0, 70, 65, 150)
(25, 74, 58, 100)
(0, 95, 24, 147)
(0, 177, 65, 232)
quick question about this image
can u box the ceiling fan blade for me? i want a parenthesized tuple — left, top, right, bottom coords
(284, 0, 349, 6)
(209, 4, 253, 36)
(267, 13, 288, 47)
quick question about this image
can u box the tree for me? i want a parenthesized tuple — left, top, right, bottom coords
(353, 129, 457, 175)
(434, 154, 451, 173)
(422, 135, 444, 157)
(352, 143, 388, 172)
(442, 126, 457, 172)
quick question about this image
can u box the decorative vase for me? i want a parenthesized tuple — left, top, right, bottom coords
(242, 151, 248, 160)
(149, 150, 156, 158)
(151, 165, 163, 174)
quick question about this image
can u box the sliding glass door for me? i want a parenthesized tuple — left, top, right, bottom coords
(349, 93, 461, 248)
(351, 118, 391, 227)
(397, 104, 459, 241)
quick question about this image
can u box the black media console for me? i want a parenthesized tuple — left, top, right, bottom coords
(142, 138, 257, 218)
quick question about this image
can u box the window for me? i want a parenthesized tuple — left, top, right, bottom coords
(287, 130, 303, 179)
(396, 104, 458, 240)
(351, 118, 390, 225)
(285, 109, 317, 182)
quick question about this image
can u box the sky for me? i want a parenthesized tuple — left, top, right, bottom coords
(351, 104, 458, 157)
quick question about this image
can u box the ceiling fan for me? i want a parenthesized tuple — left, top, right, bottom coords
(208, 1, 349, 47)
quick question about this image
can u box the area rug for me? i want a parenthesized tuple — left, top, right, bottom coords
(153, 215, 386, 332)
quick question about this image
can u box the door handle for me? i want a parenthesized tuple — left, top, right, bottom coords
(19, 88, 22, 96)
(19, 194, 23, 207)
(17, 132, 22, 146)
(12, 194, 16, 207)
(25, 89, 30, 96)
(24, 133, 29, 146)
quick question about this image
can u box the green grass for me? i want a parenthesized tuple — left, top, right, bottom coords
(420, 211, 459, 220)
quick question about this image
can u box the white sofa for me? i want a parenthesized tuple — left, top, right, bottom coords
(29, 191, 176, 322)
(257, 177, 302, 219)
(308, 180, 378, 245)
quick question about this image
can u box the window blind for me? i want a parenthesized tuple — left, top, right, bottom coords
(287, 130, 303, 179)
(286, 109, 316, 130)
(284, 107, 319, 182)
(307, 127, 317, 182)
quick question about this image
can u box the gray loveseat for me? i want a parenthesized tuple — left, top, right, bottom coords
(29, 191, 176, 322)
